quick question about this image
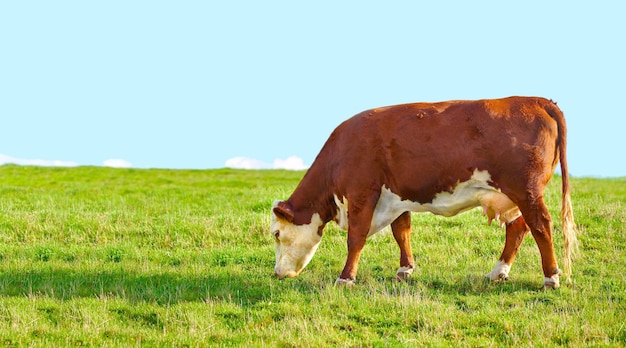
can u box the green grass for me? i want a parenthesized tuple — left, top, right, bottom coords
(0, 165, 624, 347)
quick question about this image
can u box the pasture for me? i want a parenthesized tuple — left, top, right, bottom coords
(0, 165, 624, 346)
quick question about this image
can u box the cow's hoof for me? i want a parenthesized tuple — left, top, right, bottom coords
(542, 269, 562, 290)
(542, 278, 560, 290)
(486, 260, 510, 282)
(395, 265, 415, 282)
(335, 278, 356, 287)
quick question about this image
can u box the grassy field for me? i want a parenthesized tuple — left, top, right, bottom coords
(0, 165, 624, 347)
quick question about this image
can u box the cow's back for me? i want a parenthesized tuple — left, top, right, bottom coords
(328, 97, 559, 204)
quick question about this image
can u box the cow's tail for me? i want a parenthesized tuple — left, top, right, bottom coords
(546, 100, 578, 280)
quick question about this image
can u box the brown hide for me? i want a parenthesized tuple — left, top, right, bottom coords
(290, 97, 560, 215)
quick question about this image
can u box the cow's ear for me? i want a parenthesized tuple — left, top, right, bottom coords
(273, 201, 295, 223)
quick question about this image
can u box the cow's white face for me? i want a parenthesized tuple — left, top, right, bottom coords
(271, 202, 323, 278)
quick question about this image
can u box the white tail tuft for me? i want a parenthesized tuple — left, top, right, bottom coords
(561, 192, 578, 280)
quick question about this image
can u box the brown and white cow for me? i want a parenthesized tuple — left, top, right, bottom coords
(271, 96, 577, 289)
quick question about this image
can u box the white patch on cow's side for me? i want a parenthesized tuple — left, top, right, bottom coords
(367, 169, 521, 237)
(271, 205, 324, 278)
(486, 260, 511, 281)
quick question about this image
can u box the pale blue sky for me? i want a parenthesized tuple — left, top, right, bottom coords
(1, 2, 624, 177)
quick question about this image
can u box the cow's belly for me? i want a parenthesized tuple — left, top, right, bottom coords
(334, 169, 521, 236)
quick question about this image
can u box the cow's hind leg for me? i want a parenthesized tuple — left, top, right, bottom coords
(486, 215, 530, 281)
(391, 211, 415, 281)
(519, 198, 562, 289)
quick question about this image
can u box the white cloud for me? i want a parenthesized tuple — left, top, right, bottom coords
(0, 154, 79, 167)
(103, 159, 132, 168)
(225, 156, 308, 170)
(273, 156, 308, 170)
(225, 157, 271, 170)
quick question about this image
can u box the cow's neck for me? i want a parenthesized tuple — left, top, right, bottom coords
(287, 164, 336, 226)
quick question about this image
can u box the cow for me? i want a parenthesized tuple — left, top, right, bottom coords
(271, 96, 577, 290)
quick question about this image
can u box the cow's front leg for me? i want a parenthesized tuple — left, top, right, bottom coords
(335, 193, 377, 286)
(391, 211, 415, 281)
(335, 233, 367, 286)
(486, 215, 529, 281)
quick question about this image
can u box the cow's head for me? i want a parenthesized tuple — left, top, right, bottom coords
(271, 200, 323, 278)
